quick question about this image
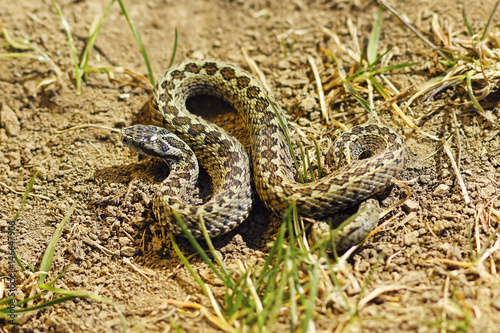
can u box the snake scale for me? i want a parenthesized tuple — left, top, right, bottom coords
(120, 59, 407, 250)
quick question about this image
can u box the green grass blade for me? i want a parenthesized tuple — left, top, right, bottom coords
(266, 94, 303, 182)
(300, 260, 319, 332)
(0, 53, 45, 60)
(38, 201, 77, 285)
(291, 202, 308, 252)
(43, 262, 73, 286)
(347, 45, 395, 80)
(0, 297, 15, 306)
(261, 250, 288, 331)
(171, 210, 226, 285)
(116, 0, 154, 85)
(12, 172, 38, 225)
(367, 4, 383, 65)
(480, 0, 500, 41)
(168, 28, 178, 68)
(10, 295, 77, 314)
(256, 207, 290, 287)
(288, 268, 297, 330)
(342, 80, 372, 113)
(369, 61, 418, 76)
(198, 215, 233, 287)
(461, 6, 475, 38)
(1, 27, 61, 77)
(1, 294, 41, 312)
(1, 28, 30, 50)
(304, 145, 315, 182)
(80, 0, 116, 77)
(259, 205, 297, 331)
(310, 135, 323, 179)
(465, 71, 487, 116)
(298, 142, 308, 183)
(225, 268, 250, 317)
(169, 233, 209, 296)
(347, 46, 403, 83)
(368, 75, 390, 99)
(51, 0, 82, 93)
(17, 285, 128, 332)
(10, 172, 39, 271)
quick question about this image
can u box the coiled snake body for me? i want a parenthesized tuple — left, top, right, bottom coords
(121, 60, 407, 249)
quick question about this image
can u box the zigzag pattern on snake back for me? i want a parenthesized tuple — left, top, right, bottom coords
(122, 59, 407, 242)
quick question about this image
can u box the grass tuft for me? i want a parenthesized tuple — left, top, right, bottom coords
(165, 201, 386, 331)
(51, 0, 82, 93)
(321, 8, 421, 132)
(380, 0, 500, 123)
(1, 173, 127, 331)
(0, 26, 61, 94)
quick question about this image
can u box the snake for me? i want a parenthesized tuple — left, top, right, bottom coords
(120, 59, 407, 250)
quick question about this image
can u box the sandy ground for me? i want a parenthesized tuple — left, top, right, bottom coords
(1, 0, 500, 332)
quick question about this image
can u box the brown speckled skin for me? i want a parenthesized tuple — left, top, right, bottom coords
(125, 60, 407, 243)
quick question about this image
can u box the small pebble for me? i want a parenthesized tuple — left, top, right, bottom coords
(0, 103, 20, 137)
(277, 60, 289, 70)
(121, 246, 137, 257)
(119, 236, 131, 246)
(403, 199, 419, 213)
(192, 50, 205, 59)
(419, 174, 431, 184)
(433, 184, 450, 197)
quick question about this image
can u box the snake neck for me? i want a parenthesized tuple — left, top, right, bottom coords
(159, 151, 200, 204)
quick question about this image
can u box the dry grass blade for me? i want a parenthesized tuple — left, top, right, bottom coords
(442, 140, 470, 204)
(164, 299, 233, 332)
(388, 1, 500, 126)
(477, 238, 500, 271)
(379, 179, 412, 219)
(55, 124, 120, 134)
(357, 285, 409, 310)
(308, 56, 329, 123)
(440, 275, 451, 333)
(378, 0, 452, 61)
(205, 284, 231, 330)
(241, 48, 270, 91)
(0, 181, 50, 200)
(122, 258, 154, 281)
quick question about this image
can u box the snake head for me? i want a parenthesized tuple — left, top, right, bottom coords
(120, 125, 195, 165)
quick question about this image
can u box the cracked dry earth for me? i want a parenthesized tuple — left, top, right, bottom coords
(1, 0, 500, 332)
